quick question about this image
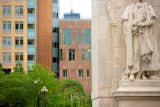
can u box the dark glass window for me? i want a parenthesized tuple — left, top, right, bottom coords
(69, 49, 75, 61)
(87, 69, 90, 77)
(78, 69, 83, 77)
(63, 69, 67, 77)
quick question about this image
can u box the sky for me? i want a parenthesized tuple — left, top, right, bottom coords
(59, 0, 91, 19)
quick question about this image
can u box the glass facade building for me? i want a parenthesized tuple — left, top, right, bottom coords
(52, 0, 59, 74)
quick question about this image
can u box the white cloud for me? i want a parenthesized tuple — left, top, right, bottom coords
(59, 0, 91, 19)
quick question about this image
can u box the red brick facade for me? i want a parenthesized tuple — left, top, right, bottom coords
(59, 20, 91, 94)
(37, 0, 53, 71)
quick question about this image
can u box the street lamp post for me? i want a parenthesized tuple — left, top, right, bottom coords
(41, 86, 48, 107)
(34, 80, 43, 107)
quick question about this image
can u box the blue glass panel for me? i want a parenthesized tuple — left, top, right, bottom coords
(28, 61, 35, 70)
(53, 48, 58, 57)
(53, 18, 59, 28)
(53, 33, 58, 42)
(28, 15, 35, 24)
(28, 30, 35, 39)
(28, 46, 36, 55)
(28, 0, 35, 8)
(85, 29, 91, 45)
(53, 4, 58, 13)
(63, 29, 72, 45)
(52, 63, 58, 72)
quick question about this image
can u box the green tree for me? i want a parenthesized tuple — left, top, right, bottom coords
(0, 64, 91, 107)
(14, 63, 24, 72)
(0, 63, 3, 72)
(0, 72, 36, 107)
(29, 64, 60, 107)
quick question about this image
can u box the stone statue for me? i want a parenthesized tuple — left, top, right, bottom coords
(121, 0, 160, 80)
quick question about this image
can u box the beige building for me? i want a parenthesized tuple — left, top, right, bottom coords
(0, 0, 37, 72)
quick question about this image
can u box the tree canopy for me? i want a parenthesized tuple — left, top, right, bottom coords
(0, 64, 91, 107)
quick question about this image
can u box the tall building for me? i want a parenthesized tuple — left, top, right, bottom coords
(59, 12, 91, 93)
(0, 0, 59, 73)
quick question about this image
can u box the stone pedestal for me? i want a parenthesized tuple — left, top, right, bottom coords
(113, 80, 160, 107)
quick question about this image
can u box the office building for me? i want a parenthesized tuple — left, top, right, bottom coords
(59, 12, 91, 93)
(0, 0, 59, 73)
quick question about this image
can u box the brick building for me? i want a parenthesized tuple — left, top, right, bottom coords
(59, 12, 91, 93)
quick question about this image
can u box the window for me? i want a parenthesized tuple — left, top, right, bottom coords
(2, 37, 11, 49)
(77, 30, 82, 44)
(59, 49, 63, 61)
(53, 42, 59, 48)
(28, 55, 35, 61)
(62, 29, 72, 45)
(28, 39, 35, 45)
(28, 8, 35, 15)
(15, 6, 24, 16)
(53, 27, 59, 33)
(81, 49, 86, 60)
(69, 49, 75, 61)
(78, 69, 83, 77)
(2, 6, 11, 16)
(53, 57, 58, 63)
(87, 69, 90, 77)
(53, 12, 58, 18)
(15, 52, 23, 63)
(28, 24, 35, 30)
(88, 49, 91, 61)
(63, 69, 67, 77)
(85, 29, 91, 45)
(15, 37, 23, 48)
(15, 21, 24, 32)
(2, 52, 11, 64)
(2, 21, 11, 33)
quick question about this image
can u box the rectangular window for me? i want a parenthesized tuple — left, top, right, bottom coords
(28, 24, 35, 31)
(59, 49, 63, 61)
(69, 49, 75, 61)
(2, 6, 11, 16)
(2, 21, 11, 33)
(2, 37, 11, 49)
(62, 29, 72, 45)
(15, 21, 24, 32)
(28, 39, 35, 45)
(15, 37, 23, 48)
(63, 69, 67, 77)
(28, 8, 35, 15)
(15, 6, 24, 17)
(2, 52, 11, 64)
(87, 69, 90, 77)
(28, 55, 35, 61)
(52, 42, 59, 48)
(78, 69, 83, 77)
(53, 57, 58, 63)
(15, 52, 23, 63)
(81, 49, 86, 60)
(85, 29, 91, 45)
(88, 49, 91, 62)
